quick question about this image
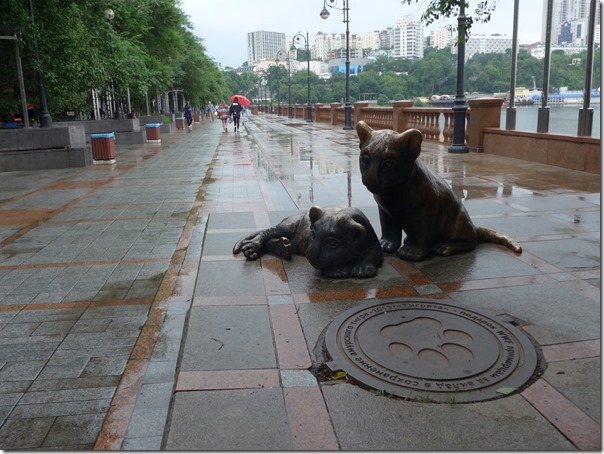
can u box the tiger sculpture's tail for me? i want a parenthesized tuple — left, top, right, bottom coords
(477, 227, 522, 253)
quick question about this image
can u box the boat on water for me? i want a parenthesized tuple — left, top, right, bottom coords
(425, 86, 600, 108)
(427, 94, 455, 107)
(529, 86, 601, 105)
(498, 86, 536, 107)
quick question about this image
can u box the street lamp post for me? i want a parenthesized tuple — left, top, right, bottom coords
(105, 8, 122, 119)
(27, 0, 52, 127)
(320, 0, 352, 130)
(275, 53, 286, 115)
(277, 49, 294, 118)
(505, 0, 520, 130)
(577, 0, 597, 136)
(267, 64, 276, 113)
(448, 2, 469, 153)
(291, 32, 313, 123)
(263, 77, 267, 112)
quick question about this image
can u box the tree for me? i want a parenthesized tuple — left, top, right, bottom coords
(465, 51, 510, 93)
(0, 0, 228, 118)
(412, 48, 457, 95)
(380, 71, 409, 102)
(400, 0, 497, 42)
(357, 71, 380, 99)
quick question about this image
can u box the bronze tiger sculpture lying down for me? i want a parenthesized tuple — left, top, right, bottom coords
(233, 206, 383, 278)
(356, 121, 522, 261)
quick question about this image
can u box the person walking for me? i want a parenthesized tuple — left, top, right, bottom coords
(216, 101, 230, 133)
(206, 101, 216, 121)
(183, 101, 193, 130)
(229, 97, 243, 132)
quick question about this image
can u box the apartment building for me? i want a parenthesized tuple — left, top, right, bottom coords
(431, 27, 453, 49)
(392, 15, 424, 59)
(247, 31, 286, 64)
(451, 34, 513, 61)
(542, 0, 600, 45)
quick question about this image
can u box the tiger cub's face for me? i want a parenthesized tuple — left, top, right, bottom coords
(357, 121, 423, 194)
(305, 207, 368, 271)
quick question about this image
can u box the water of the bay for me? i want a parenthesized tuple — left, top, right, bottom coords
(500, 104, 600, 137)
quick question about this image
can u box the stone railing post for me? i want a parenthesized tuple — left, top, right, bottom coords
(354, 102, 369, 126)
(330, 103, 342, 125)
(314, 103, 324, 123)
(466, 98, 504, 152)
(392, 100, 414, 132)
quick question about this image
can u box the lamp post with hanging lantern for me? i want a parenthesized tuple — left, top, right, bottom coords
(320, 0, 352, 130)
(291, 32, 313, 123)
(277, 49, 294, 118)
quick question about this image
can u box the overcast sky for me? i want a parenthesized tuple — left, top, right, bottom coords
(179, 0, 544, 68)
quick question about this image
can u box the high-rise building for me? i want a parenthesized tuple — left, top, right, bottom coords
(430, 27, 453, 49)
(451, 34, 513, 61)
(313, 30, 383, 62)
(247, 31, 286, 64)
(392, 15, 424, 59)
(379, 28, 394, 51)
(542, 0, 600, 44)
(359, 32, 381, 55)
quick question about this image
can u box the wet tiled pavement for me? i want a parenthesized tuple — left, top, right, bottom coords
(0, 113, 600, 450)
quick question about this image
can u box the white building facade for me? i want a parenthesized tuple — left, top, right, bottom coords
(247, 31, 286, 64)
(392, 15, 424, 59)
(430, 27, 453, 49)
(542, 0, 600, 45)
(451, 34, 513, 61)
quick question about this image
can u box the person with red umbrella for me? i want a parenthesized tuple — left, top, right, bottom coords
(230, 95, 251, 107)
(228, 96, 243, 132)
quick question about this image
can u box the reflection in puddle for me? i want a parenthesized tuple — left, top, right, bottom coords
(247, 117, 600, 209)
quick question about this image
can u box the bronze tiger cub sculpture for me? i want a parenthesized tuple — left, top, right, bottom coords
(232, 206, 383, 278)
(356, 121, 522, 261)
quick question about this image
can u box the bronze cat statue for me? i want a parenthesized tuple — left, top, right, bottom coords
(232, 206, 383, 278)
(356, 121, 522, 262)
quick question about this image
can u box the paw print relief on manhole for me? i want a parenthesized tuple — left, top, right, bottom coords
(323, 299, 539, 403)
(359, 313, 501, 380)
(382, 317, 475, 376)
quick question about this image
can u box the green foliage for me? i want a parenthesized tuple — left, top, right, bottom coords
(1, 0, 599, 119)
(223, 70, 259, 101)
(0, 0, 227, 118)
(400, 0, 497, 43)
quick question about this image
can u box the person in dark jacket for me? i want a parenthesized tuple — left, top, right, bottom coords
(184, 101, 193, 130)
(229, 97, 243, 132)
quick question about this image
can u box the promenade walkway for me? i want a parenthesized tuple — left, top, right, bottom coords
(0, 113, 600, 450)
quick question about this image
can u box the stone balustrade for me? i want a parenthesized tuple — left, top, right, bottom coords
(256, 98, 600, 174)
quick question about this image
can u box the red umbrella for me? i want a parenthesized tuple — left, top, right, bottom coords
(230, 95, 251, 107)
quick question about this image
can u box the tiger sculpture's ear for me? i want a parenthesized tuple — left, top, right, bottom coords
(356, 121, 373, 148)
(345, 217, 367, 241)
(357, 122, 423, 162)
(393, 128, 423, 162)
(310, 205, 367, 240)
(309, 206, 324, 224)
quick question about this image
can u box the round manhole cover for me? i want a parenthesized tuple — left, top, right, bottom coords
(323, 298, 539, 403)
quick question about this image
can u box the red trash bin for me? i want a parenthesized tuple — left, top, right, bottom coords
(90, 132, 116, 164)
(145, 123, 161, 143)
(175, 117, 185, 130)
